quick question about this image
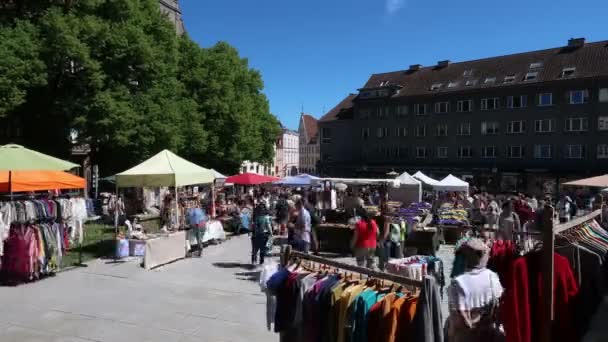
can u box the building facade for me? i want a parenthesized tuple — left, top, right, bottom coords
(159, 0, 185, 35)
(299, 113, 320, 175)
(319, 38, 608, 193)
(282, 129, 300, 177)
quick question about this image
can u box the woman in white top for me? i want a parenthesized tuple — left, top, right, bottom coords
(447, 238, 504, 342)
(498, 201, 520, 241)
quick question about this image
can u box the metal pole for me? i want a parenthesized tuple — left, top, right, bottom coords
(8, 170, 12, 201)
(114, 183, 119, 262)
(175, 186, 179, 229)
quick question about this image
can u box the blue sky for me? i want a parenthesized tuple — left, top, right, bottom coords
(182, 0, 608, 130)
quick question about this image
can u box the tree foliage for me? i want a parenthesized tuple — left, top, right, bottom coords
(0, 0, 280, 174)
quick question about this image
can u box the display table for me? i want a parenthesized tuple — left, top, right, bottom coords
(316, 223, 353, 254)
(186, 220, 226, 249)
(143, 231, 187, 270)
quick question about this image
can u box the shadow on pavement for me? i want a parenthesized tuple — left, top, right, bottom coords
(213, 262, 256, 270)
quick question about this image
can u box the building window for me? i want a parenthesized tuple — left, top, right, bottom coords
(456, 123, 471, 136)
(457, 146, 473, 159)
(481, 121, 500, 135)
(414, 104, 427, 115)
(504, 74, 516, 83)
(565, 145, 585, 159)
(321, 128, 331, 144)
(395, 127, 407, 137)
(569, 90, 589, 104)
(507, 121, 526, 134)
(359, 108, 372, 119)
(597, 144, 608, 159)
(534, 145, 552, 159)
(481, 146, 496, 159)
(415, 125, 426, 137)
(481, 98, 500, 110)
(524, 72, 538, 81)
(507, 95, 527, 108)
(436, 124, 448, 136)
(376, 106, 391, 119)
(484, 77, 496, 84)
(507, 146, 524, 159)
(364, 129, 373, 140)
(564, 117, 589, 132)
(435, 102, 449, 113)
(396, 105, 408, 118)
(376, 127, 389, 138)
(538, 93, 553, 106)
(430, 83, 442, 91)
(457, 100, 472, 112)
(599, 117, 608, 131)
(561, 67, 576, 78)
(534, 119, 555, 133)
(416, 147, 428, 159)
(436, 147, 448, 159)
(463, 69, 473, 77)
(465, 79, 478, 86)
(448, 82, 459, 88)
(600, 88, 608, 102)
(529, 62, 543, 69)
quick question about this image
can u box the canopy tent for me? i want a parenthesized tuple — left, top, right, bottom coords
(273, 174, 320, 186)
(0, 170, 85, 192)
(434, 174, 470, 193)
(212, 169, 227, 180)
(225, 173, 280, 185)
(412, 171, 440, 186)
(115, 149, 215, 188)
(392, 172, 422, 203)
(563, 174, 608, 188)
(322, 177, 401, 187)
(0, 144, 79, 171)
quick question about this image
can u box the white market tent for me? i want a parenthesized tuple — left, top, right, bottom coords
(412, 171, 440, 186)
(434, 174, 470, 193)
(323, 177, 401, 187)
(212, 169, 227, 180)
(273, 173, 320, 186)
(393, 172, 422, 203)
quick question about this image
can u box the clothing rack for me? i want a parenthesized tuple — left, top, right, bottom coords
(540, 205, 603, 342)
(283, 247, 423, 288)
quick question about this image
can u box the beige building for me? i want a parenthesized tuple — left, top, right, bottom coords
(159, 0, 185, 35)
(298, 113, 320, 175)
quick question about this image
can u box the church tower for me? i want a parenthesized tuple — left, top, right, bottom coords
(159, 0, 185, 35)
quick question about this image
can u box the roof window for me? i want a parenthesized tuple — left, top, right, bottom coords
(504, 74, 516, 83)
(529, 62, 543, 69)
(448, 82, 459, 88)
(524, 72, 538, 81)
(430, 83, 443, 91)
(463, 69, 473, 77)
(465, 79, 478, 86)
(561, 67, 576, 78)
(484, 77, 496, 84)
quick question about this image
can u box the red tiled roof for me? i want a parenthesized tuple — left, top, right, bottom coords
(319, 94, 357, 122)
(301, 113, 318, 144)
(362, 40, 608, 97)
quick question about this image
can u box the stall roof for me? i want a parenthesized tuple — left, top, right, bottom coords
(274, 174, 320, 186)
(115, 149, 215, 188)
(212, 169, 227, 180)
(225, 173, 280, 185)
(396, 172, 421, 186)
(412, 171, 439, 186)
(434, 174, 469, 192)
(563, 174, 608, 188)
(0, 170, 85, 192)
(0, 144, 79, 171)
(323, 177, 400, 187)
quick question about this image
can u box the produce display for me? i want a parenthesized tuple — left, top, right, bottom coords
(435, 203, 469, 226)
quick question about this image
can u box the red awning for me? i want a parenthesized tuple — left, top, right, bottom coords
(225, 173, 280, 185)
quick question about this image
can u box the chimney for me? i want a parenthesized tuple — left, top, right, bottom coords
(408, 64, 422, 72)
(568, 37, 585, 48)
(437, 60, 451, 68)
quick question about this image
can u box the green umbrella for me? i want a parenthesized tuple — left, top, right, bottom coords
(0, 144, 78, 171)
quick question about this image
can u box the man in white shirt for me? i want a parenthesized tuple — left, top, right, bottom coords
(293, 200, 311, 253)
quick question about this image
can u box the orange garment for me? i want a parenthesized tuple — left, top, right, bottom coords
(368, 293, 400, 342)
(388, 295, 418, 342)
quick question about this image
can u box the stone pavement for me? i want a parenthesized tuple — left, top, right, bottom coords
(0, 235, 277, 342)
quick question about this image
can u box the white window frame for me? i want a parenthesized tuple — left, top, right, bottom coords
(415, 125, 426, 137)
(507, 95, 527, 109)
(524, 72, 538, 81)
(376, 127, 389, 138)
(538, 93, 553, 106)
(569, 90, 589, 104)
(415, 147, 427, 159)
(504, 74, 516, 83)
(481, 146, 496, 159)
(484, 77, 496, 84)
(430, 83, 442, 91)
(457, 100, 472, 112)
(534, 119, 555, 133)
(361, 128, 370, 139)
(534, 145, 552, 159)
(448, 82, 459, 88)
(321, 128, 332, 144)
(435, 102, 449, 113)
(564, 117, 589, 132)
(599, 88, 608, 103)
(395, 127, 407, 137)
(436, 124, 448, 137)
(507, 145, 524, 159)
(598, 116, 608, 131)
(529, 62, 543, 69)
(507, 120, 526, 134)
(481, 121, 499, 135)
(414, 104, 427, 115)
(565, 144, 584, 159)
(436, 147, 448, 159)
(597, 144, 608, 159)
(396, 105, 408, 117)
(465, 79, 478, 86)
(561, 67, 576, 78)
(481, 98, 499, 110)
(457, 123, 471, 136)
(458, 146, 473, 159)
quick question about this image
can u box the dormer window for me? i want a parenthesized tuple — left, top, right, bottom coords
(430, 83, 443, 91)
(561, 67, 576, 78)
(504, 74, 516, 83)
(463, 69, 473, 77)
(484, 77, 496, 84)
(529, 62, 543, 69)
(524, 72, 538, 81)
(465, 79, 478, 86)
(379, 80, 389, 86)
(448, 82, 459, 88)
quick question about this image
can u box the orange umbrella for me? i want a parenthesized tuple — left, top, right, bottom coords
(0, 170, 85, 193)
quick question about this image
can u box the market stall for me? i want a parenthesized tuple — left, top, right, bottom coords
(273, 173, 320, 187)
(115, 149, 216, 269)
(390, 171, 422, 204)
(433, 174, 470, 194)
(412, 171, 439, 186)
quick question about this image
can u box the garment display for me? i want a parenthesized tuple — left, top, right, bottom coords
(386, 256, 445, 291)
